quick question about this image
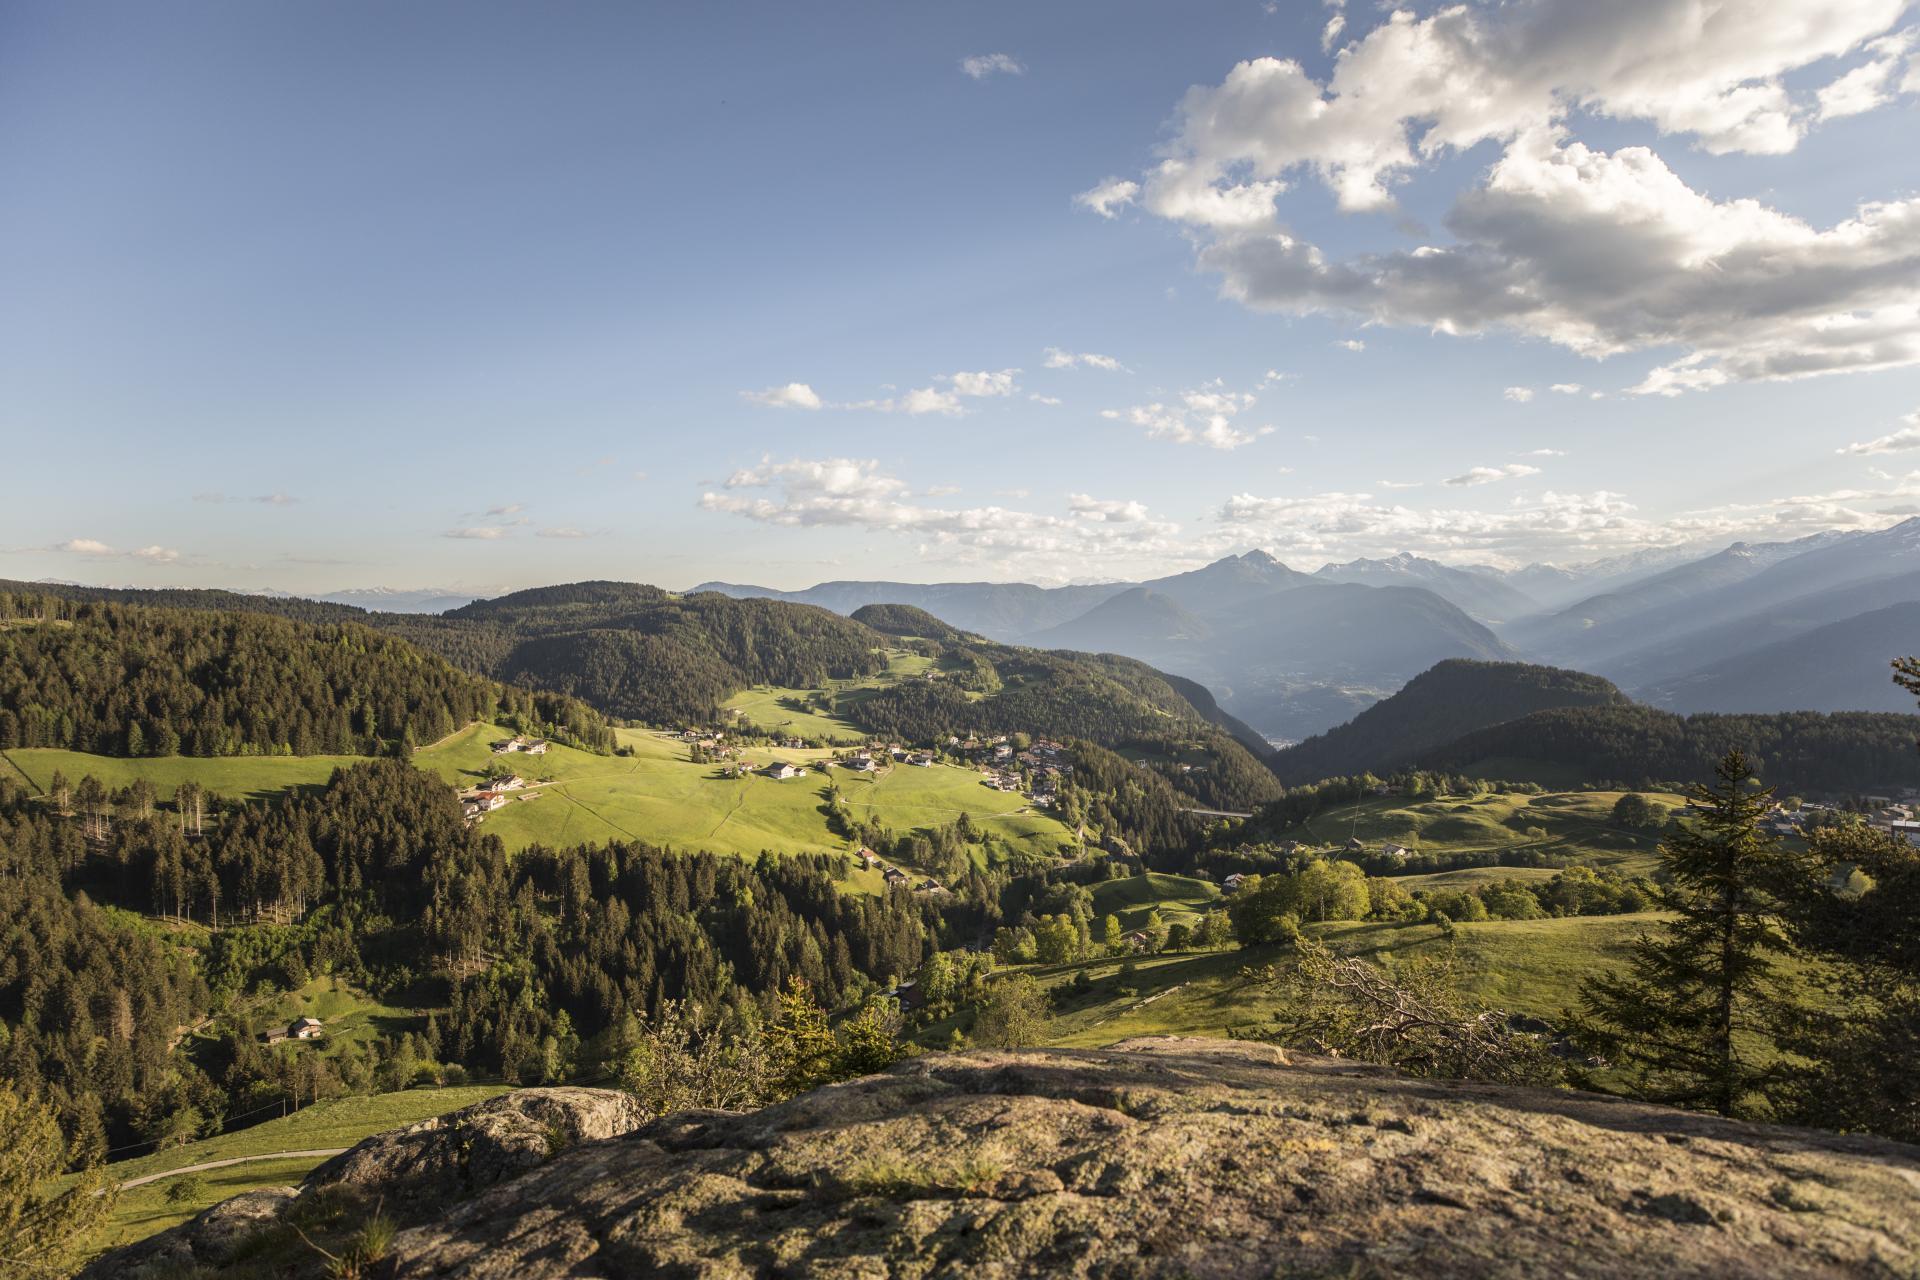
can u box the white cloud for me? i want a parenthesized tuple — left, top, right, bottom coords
(1549, 383, 1583, 395)
(700, 458, 1185, 576)
(48, 537, 183, 563)
(947, 369, 1019, 398)
(1094, 3, 1920, 392)
(1504, 386, 1535, 403)
(443, 527, 507, 540)
(961, 52, 1024, 80)
(1333, 338, 1365, 352)
(741, 382, 824, 410)
(1378, 480, 1422, 490)
(1074, 178, 1139, 219)
(1101, 378, 1277, 450)
(486, 502, 526, 517)
(1029, 393, 1063, 406)
(1043, 347, 1125, 371)
(1817, 31, 1914, 118)
(1838, 409, 1920, 454)
(536, 527, 594, 539)
(1521, 448, 1567, 457)
(1320, 14, 1345, 52)
(1446, 463, 1542, 487)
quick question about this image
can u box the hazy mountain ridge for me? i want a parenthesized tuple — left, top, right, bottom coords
(1269, 660, 1629, 785)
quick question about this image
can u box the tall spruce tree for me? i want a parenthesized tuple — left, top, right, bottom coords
(1574, 749, 1786, 1117)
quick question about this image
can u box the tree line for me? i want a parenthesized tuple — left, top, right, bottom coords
(0, 592, 615, 756)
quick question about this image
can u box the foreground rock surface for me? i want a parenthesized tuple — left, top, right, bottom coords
(82, 1086, 649, 1278)
(91, 1039, 1920, 1278)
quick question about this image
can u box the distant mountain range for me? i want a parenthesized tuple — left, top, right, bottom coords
(699, 552, 1512, 739)
(697, 517, 1920, 736)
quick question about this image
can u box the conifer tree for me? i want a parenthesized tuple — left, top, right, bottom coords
(0, 1084, 113, 1278)
(1574, 750, 1786, 1117)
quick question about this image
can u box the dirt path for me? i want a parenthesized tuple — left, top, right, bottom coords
(119, 1149, 349, 1190)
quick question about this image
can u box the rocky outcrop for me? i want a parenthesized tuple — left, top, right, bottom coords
(89, 1040, 1920, 1278)
(82, 1086, 649, 1278)
(379, 1039, 1920, 1278)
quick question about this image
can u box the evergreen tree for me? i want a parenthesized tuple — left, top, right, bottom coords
(1574, 750, 1786, 1117)
(0, 1084, 114, 1278)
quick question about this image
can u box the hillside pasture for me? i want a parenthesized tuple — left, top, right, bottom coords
(7, 721, 1072, 865)
(83, 1086, 506, 1256)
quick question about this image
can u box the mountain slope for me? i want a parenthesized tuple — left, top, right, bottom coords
(1270, 660, 1628, 784)
(1603, 567, 1920, 691)
(1506, 530, 1858, 660)
(1023, 588, 1213, 655)
(1646, 601, 1920, 714)
(1315, 553, 1538, 622)
(1421, 704, 1920, 793)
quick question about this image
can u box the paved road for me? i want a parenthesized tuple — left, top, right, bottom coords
(1179, 806, 1254, 820)
(119, 1148, 349, 1190)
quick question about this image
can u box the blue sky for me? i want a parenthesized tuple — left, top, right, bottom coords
(4, 0, 1919, 594)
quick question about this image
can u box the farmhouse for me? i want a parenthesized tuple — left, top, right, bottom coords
(265, 1016, 324, 1044)
(883, 867, 909, 887)
(856, 847, 882, 868)
(907, 753, 934, 768)
(1224, 873, 1247, 891)
(765, 762, 803, 781)
(492, 736, 549, 755)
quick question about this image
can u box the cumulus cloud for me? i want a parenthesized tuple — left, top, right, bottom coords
(961, 52, 1024, 79)
(49, 538, 181, 563)
(1334, 338, 1365, 352)
(1549, 383, 1584, 395)
(1521, 448, 1568, 457)
(443, 527, 507, 540)
(1074, 178, 1140, 219)
(1088, 2, 1920, 393)
(1504, 386, 1535, 403)
(1838, 408, 1920, 454)
(1043, 347, 1125, 371)
(1446, 463, 1542, 487)
(1817, 31, 1914, 118)
(741, 382, 824, 410)
(1030, 393, 1063, 406)
(1101, 378, 1278, 450)
(700, 458, 1183, 575)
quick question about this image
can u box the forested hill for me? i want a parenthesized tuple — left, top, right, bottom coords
(0, 591, 614, 756)
(1270, 660, 1628, 784)
(1421, 704, 1920, 793)
(849, 602, 964, 641)
(0, 578, 369, 625)
(380, 584, 891, 725)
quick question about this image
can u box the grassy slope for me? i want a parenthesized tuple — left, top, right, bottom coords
(419, 722, 1070, 860)
(5, 748, 357, 802)
(1035, 913, 1658, 1049)
(1090, 873, 1221, 929)
(85, 1086, 506, 1255)
(1285, 788, 1681, 876)
(720, 650, 938, 744)
(15, 719, 1072, 863)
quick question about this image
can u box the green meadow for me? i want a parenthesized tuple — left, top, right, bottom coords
(720, 649, 939, 744)
(11, 716, 1074, 864)
(1285, 787, 1682, 875)
(1028, 912, 1659, 1049)
(83, 1086, 506, 1256)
